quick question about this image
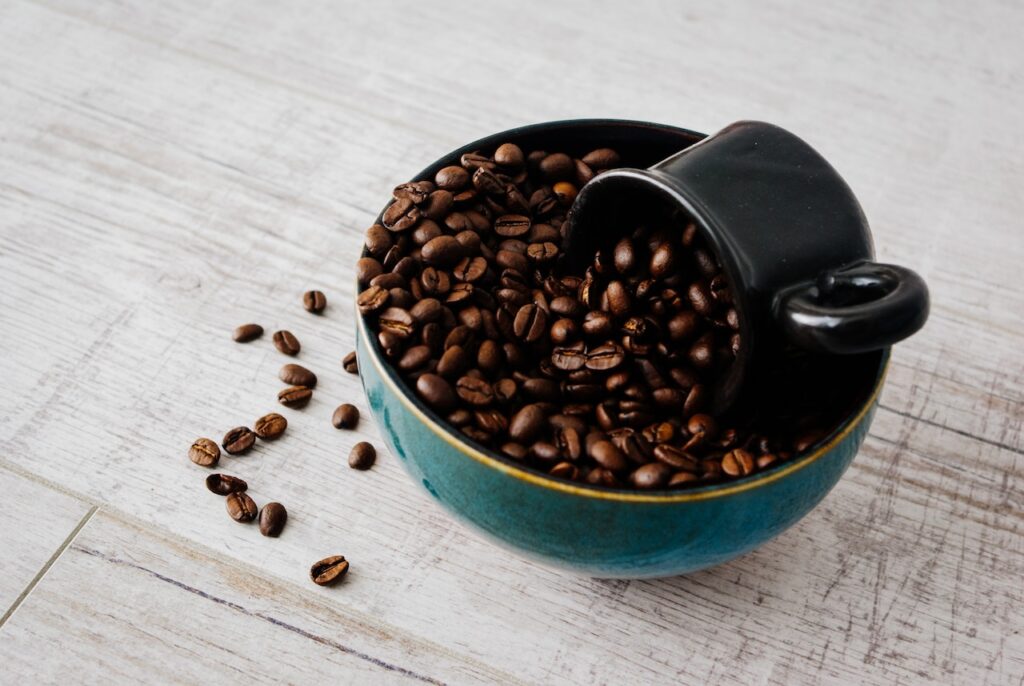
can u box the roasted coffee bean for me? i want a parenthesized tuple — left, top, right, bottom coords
(393, 180, 433, 203)
(650, 241, 676, 279)
(254, 413, 287, 440)
(513, 304, 548, 343)
(494, 214, 531, 237)
(421, 190, 454, 220)
(554, 426, 582, 460)
(721, 448, 755, 477)
(398, 344, 432, 372)
(582, 148, 621, 169)
(550, 318, 578, 344)
(589, 439, 628, 472)
(631, 462, 672, 489)
(435, 165, 469, 190)
(668, 471, 700, 488)
(303, 290, 327, 314)
(206, 473, 247, 495)
(551, 342, 587, 371)
(370, 272, 406, 290)
(689, 332, 715, 369)
(356, 257, 384, 286)
(383, 197, 421, 231)
(342, 351, 358, 374)
(364, 224, 393, 257)
(278, 385, 313, 408)
(421, 235, 463, 267)
(279, 363, 317, 388)
(271, 330, 301, 356)
(349, 442, 376, 470)
(189, 438, 220, 467)
(437, 345, 470, 379)
(553, 181, 578, 205)
(453, 256, 487, 282)
(226, 492, 258, 522)
(222, 426, 256, 455)
(378, 307, 415, 339)
(509, 404, 546, 443)
(549, 461, 580, 480)
(416, 373, 457, 412)
(409, 298, 442, 325)
(613, 238, 636, 274)
(654, 444, 699, 472)
(494, 143, 525, 168)
(456, 376, 494, 406)
(310, 555, 349, 586)
(605, 280, 631, 317)
(258, 502, 287, 537)
(233, 323, 263, 342)
(586, 342, 625, 371)
(461, 151, 496, 171)
(668, 311, 700, 342)
(539, 152, 574, 180)
(527, 241, 559, 263)
(357, 285, 390, 315)
(332, 403, 360, 429)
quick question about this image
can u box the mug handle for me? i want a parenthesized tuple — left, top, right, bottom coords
(774, 261, 930, 354)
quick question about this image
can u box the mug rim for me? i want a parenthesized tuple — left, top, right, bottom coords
(357, 118, 889, 503)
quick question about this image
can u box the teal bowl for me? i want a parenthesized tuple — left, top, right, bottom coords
(357, 120, 889, 578)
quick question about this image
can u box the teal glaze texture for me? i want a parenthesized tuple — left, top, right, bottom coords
(356, 120, 890, 578)
(358, 323, 884, 578)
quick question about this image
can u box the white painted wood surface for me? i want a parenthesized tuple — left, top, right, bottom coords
(0, 1, 1021, 684)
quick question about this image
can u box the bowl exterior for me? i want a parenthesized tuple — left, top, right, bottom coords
(357, 323, 881, 578)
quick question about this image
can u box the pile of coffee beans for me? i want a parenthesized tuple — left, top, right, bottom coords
(190, 290, 370, 584)
(359, 142, 837, 490)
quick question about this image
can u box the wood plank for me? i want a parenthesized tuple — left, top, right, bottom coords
(0, 467, 93, 620)
(0, 0, 1021, 683)
(0, 510, 516, 684)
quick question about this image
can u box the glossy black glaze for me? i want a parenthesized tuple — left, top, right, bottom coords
(567, 121, 929, 411)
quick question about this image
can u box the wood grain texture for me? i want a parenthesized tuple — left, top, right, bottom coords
(0, 467, 92, 619)
(0, 0, 1021, 683)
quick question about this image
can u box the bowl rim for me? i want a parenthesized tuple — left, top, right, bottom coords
(357, 118, 890, 503)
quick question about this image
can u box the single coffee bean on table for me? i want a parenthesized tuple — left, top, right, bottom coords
(254, 412, 288, 440)
(258, 502, 288, 537)
(358, 140, 843, 490)
(189, 438, 220, 467)
(310, 555, 349, 586)
(272, 330, 301, 356)
(343, 351, 358, 374)
(206, 473, 248, 495)
(332, 404, 360, 430)
(303, 290, 327, 314)
(232, 323, 263, 343)
(279, 363, 317, 388)
(349, 441, 376, 470)
(222, 426, 256, 455)
(278, 385, 313, 408)
(226, 491, 258, 522)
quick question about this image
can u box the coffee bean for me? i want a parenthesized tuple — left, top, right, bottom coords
(254, 413, 287, 440)
(494, 214, 531, 237)
(393, 180, 433, 203)
(343, 351, 358, 374)
(605, 280, 631, 317)
(189, 438, 220, 467)
(226, 492, 258, 522)
(383, 197, 421, 231)
(631, 462, 672, 489)
(310, 555, 349, 586)
(279, 363, 317, 388)
(456, 376, 494, 406)
(258, 502, 287, 537)
(278, 385, 313, 408)
(303, 290, 327, 314)
(358, 285, 390, 315)
(613, 238, 636, 274)
(416, 373, 457, 412)
(222, 426, 256, 455)
(356, 257, 384, 285)
(332, 403, 360, 429)
(721, 448, 755, 477)
(653, 444, 699, 472)
(494, 143, 524, 168)
(668, 471, 700, 488)
(364, 224, 393, 257)
(453, 256, 487, 283)
(233, 323, 263, 343)
(539, 152, 574, 180)
(549, 461, 580, 480)
(435, 165, 469, 190)
(349, 442, 376, 470)
(550, 318, 578, 344)
(589, 439, 628, 472)
(513, 304, 547, 343)
(581, 148, 621, 169)
(552, 181, 577, 204)
(272, 330, 301, 356)
(398, 344, 432, 372)
(509, 404, 546, 443)
(206, 473, 247, 495)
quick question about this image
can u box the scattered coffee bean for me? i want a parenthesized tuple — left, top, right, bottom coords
(206, 473, 248, 495)
(278, 385, 313, 408)
(233, 323, 263, 343)
(222, 426, 256, 455)
(279, 363, 317, 388)
(272, 330, 301, 356)
(226, 491, 258, 522)
(343, 351, 358, 374)
(348, 441, 376, 470)
(259, 502, 287, 537)
(310, 555, 349, 586)
(254, 412, 287, 440)
(303, 290, 327, 314)
(189, 438, 220, 467)
(332, 404, 359, 430)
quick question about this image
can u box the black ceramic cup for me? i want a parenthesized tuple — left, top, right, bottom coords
(567, 120, 929, 411)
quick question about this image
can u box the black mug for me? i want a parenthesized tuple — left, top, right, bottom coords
(567, 121, 929, 410)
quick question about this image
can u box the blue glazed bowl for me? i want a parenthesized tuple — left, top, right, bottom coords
(357, 120, 890, 578)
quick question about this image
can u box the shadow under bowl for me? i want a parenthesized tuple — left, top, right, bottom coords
(356, 119, 888, 578)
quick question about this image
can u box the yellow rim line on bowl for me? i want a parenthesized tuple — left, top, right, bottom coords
(358, 313, 889, 503)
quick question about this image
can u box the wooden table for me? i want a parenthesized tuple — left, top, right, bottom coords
(1, 1, 1021, 683)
